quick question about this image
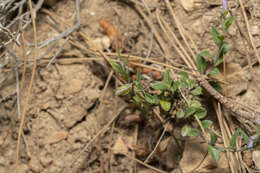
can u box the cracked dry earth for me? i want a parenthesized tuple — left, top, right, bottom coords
(0, 62, 126, 172)
(1, 0, 260, 172)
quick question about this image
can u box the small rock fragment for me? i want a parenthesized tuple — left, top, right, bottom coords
(180, 0, 199, 11)
(113, 137, 128, 155)
(87, 36, 111, 51)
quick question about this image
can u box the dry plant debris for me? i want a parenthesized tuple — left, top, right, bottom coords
(0, 0, 260, 173)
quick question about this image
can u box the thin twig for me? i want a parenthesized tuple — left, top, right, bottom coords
(14, 54, 21, 119)
(156, 11, 193, 69)
(238, 0, 260, 64)
(214, 102, 238, 173)
(107, 79, 119, 173)
(199, 76, 258, 124)
(153, 108, 164, 123)
(20, 33, 27, 91)
(46, 37, 69, 68)
(126, 152, 169, 173)
(141, 0, 154, 59)
(27, 0, 80, 48)
(109, 148, 169, 173)
(63, 106, 126, 173)
(179, 88, 206, 137)
(15, 0, 38, 171)
(134, 3, 170, 57)
(144, 122, 169, 163)
(164, 0, 197, 69)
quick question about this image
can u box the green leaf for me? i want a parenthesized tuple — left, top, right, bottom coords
(210, 129, 218, 145)
(209, 81, 222, 93)
(256, 125, 260, 134)
(222, 10, 229, 17)
(181, 125, 199, 137)
(215, 57, 223, 67)
(200, 50, 212, 58)
(229, 129, 239, 149)
(160, 100, 171, 111)
(179, 71, 189, 79)
(254, 141, 260, 148)
(135, 82, 144, 93)
(208, 145, 220, 162)
(164, 70, 172, 86)
(188, 128, 199, 137)
(152, 82, 169, 91)
(196, 107, 207, 119)
(218, 35, 225, 41)
(208, 67, 220, 75)
(211, 27, 221, 46)
(117, 48, 121, 58)
(191, 87, 202, 95)
(179, 79, 188, 90)
(201, 120, 213, 130)
(110, 60, 129, 81)
(185, 106, 197, 117)
(133, 95, 141, 105)
(218, 42, 230, 61)
(172, 80, 180, 91)
(196, 54, 208, 74)
(110, 61, 122, 74)
(136, 68, 141, 83)
(144, 93, 158, 105)
(123, 55, 128, 66)
(177, 110, 184, 118)
(188, 79, 195, 88)
(181, 125, 190, 136)
(222, 43, 230, 55)
(225, 15, 235, 32)
(239, 128, 249, 144)
(116, 84, 132, 96)
(190, 100, 202, 108)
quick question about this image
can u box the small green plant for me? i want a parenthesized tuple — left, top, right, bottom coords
(110, 52, 260, 162)
(195, 11, 234, 76)
(111, 54, 206, 118)
(110, 5, 259, 163)
(110, 54, 211, 150)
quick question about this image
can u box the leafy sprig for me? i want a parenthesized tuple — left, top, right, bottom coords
(110, 7, 260, 163)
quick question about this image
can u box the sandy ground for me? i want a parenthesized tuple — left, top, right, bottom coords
(0, 0, 260, 172)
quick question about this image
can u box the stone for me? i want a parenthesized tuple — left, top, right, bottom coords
(180, 0, 200, 12)
(87, 36, 111, 51)
(113, 136, 128, 155)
